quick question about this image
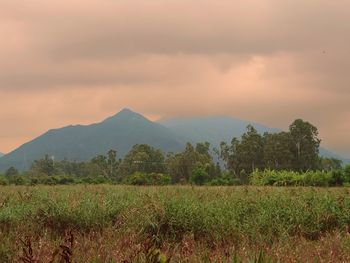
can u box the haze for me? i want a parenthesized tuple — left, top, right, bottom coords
(0, 0, 349, 157)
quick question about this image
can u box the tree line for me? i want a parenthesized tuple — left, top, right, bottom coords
(0, 119, 348, 186)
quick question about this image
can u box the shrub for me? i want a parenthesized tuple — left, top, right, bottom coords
(123, 172, 171, 185)
(190, 166, 209, 185)
(80, 175, 110, 184)
(250, 170, 335, 187)
(208, 173, 241, 186)
(7, 175, 27, 185)
(344, 164, 350, 182)
(0, 176, 8, 186)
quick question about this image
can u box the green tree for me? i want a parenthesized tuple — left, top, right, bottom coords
(236, 125, 264, 173)
(289, 119, 321, 171)
(118, 144, 165, 176)
(218, 125, 264, 181)
(217, 138, 239, 173)
(29, 155, 56, 176)
(263, 132, 294, 170)
(5, 167, 19, 177)
(318, 157, 343, 171)
(195, 142, 211, 158)
(91, 149, 121, 179)
(343, 164, 350, 182)
(190, 166, 209, 185)
(167, 142, 216, 183)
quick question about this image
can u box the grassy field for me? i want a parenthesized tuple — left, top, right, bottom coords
(1, 185, 350, 262)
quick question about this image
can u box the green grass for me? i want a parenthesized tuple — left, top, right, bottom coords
(1, 185, 350, 262)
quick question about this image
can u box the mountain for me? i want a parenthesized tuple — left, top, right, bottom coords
(0, 152, 4, 158)
(319, 148, 350, 165)
(159, 116, 280, 147)
(0, 109, 185, 171)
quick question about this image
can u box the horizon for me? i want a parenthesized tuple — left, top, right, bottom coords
(0, 1, 349, 158)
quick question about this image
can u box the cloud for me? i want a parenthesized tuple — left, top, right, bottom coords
(0, 0, 349, 157)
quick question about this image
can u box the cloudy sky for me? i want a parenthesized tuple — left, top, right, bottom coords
(0, 0, 349, 157)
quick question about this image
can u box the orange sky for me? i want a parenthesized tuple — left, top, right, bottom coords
(0, 0, 349, 157)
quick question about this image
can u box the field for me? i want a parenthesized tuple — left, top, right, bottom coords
(2, 185, 350, 262)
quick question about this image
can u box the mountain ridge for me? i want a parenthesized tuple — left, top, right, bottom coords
(0, 109, 185, 171)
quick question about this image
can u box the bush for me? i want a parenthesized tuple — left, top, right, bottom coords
(0, 176, 8, 186)
(190, 167, 209, 185)
(123, 172, 171, 185)
(344, 164, 350, 182)
(208, 172, 241, 186)
(328, 170, 344, 186)
(7, 175, 27, 185)
(250, 170, 336, 187)
(80, 175, 111, 184)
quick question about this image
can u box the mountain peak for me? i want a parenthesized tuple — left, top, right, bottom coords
(102, 108, 148, 123)
(119, 108, 135, 114)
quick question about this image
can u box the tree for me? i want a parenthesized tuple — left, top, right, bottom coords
(217, 138, 239, 173)
(91, 149, 121, 179)
(343, 164, 350, 182)
(29, 155, 56, 176)
(263, 132, 294, 170)
(318, 157, 343, 171)
(289, 119, 321, 171)
(190, 166, 209, 185)
(5, 166, 19, 177)
(195, 142, 211, 158)
(118, 144, 165, 176)
(167, 142, 216, 183)
(218, 125, 264, 181)
(236, 125, 264, 173)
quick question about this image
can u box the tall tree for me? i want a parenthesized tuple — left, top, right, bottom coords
(217, 138, 239, 172)
(263, 132, 294, 170)
(236, 125, 264, 173)
(91, 149, 121, 179)
(29, 155, 56, 176)
(5, 166, 19, 177)
(195, 142, 211, 158)
(289, 119, 321, 171)
(167, 142, 215, 183)
(118, 144, 165, 176)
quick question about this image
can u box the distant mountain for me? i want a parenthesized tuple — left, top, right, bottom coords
(319, 148, 350, 165)
(0, 152, 4, 158)
(0, 109, 185, 171)
(159, 116, 279, 147)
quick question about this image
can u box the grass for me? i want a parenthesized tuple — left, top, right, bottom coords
(1, 185, 350, 262)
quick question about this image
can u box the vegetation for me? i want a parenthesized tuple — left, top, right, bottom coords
(250, 170, 349, 187)
(218, 119, 322, 175)
(1, 185, 350, 262)
(0, 119, 348, 187)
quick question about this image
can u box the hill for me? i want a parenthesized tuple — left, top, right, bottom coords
(0, 152, 4, 158)
(159, 116, 279, 147)
(0, 109, 185, 171)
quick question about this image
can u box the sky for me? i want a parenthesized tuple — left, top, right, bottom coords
(0, 0, 349, 157)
